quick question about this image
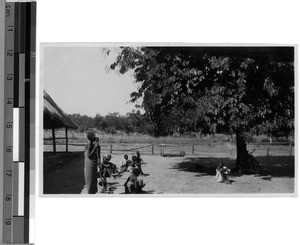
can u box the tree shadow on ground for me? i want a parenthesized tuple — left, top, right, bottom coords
(170, 156, 295, 178)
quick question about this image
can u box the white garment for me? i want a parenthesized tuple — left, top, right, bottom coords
(118, 158, 127, 168)
(215, 169, 224, 183)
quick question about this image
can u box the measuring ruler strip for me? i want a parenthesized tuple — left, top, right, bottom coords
(25, 2, 36, 243)
(12, 1, 24, 243)
(29, 3, 36, 243)
(14, 2, 29, 243)
(3, 1, 15, 243)
(3, 2, 36, 243)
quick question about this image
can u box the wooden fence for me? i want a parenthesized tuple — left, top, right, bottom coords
(43, 140, 294, 157)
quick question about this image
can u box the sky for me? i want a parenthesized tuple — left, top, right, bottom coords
(42, 45, 140, 117)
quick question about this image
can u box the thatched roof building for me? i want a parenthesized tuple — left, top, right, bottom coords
(44, 90, 77, 154)
(44, 90, 77, 129)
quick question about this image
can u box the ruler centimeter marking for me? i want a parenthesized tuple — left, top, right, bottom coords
(3, 2, 15, 243)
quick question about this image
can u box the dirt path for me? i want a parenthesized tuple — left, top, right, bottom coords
(44, 153, 295, 195)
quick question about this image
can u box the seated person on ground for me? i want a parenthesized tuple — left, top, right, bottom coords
(135, 151, 149, 176)
(120, 154, 129, 167)
(136, 151, 144, 164)
(128, 155, 138, 173)
(111, 155, 131, 177)
(99, 156, 111, 191)
(106, 154, 118, 174)
(119, 154, 131, 173)
(215, 162, 231, 184)
(100, 156, 115, 177)
(124, 168, 146, 194)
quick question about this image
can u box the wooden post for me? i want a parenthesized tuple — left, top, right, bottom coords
(65, 127, 68, 152)
(52, 128, 56, 155)
(267, 142, 269, 156)
(110, 144, 113, 154)
(289, 142, 292, 156)
(192, 144, 195, 155)
(152, 144, 154, 155)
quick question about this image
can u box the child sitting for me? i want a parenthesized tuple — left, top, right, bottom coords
(107, 154, 118, 174)
(135, 151, 149, 176)
(215, 162, 231, 184)
(119, 154, 130, 173)
(111, 155, 131, 178)
(120, 154, 128, 166)
(124, 168, 146, 194)
(99, 156, 110, 192)
(128, 155, 138, 173)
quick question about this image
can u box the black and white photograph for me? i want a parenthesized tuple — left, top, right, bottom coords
(41, 44, 295, 195)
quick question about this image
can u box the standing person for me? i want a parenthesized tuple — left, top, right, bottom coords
(84, 132, 98, 194)
(136, 151, 149, 176)
(94, 137, 101, 166)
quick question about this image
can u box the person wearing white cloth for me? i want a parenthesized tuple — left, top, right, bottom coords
(215, 162, 231, 184)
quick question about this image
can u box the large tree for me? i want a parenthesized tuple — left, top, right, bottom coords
(110, 47, 294, 173)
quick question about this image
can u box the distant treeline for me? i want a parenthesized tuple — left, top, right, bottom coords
(67, 111, 293, 142)
(68, 110, 153, 134)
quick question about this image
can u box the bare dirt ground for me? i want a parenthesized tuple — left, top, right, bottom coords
(43, 151, 295, 195)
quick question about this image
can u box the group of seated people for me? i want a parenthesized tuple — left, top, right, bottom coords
(98, 150, 149, 193)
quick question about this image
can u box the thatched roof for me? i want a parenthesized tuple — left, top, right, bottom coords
(44, 90, 78, 129)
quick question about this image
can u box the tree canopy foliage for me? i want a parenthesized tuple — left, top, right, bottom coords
(110, 47, 294, 138)
(110, 46, 294, 172)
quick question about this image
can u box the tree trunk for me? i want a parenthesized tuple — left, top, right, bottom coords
(235, 129, 249, 173)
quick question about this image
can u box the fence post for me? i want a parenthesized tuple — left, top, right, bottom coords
(110, 144, 113, 154)
(192, 144, 194, 155)
(152, 144, 154, 155)
(267, 142, 269, 156)
(289, 142, 292, 156)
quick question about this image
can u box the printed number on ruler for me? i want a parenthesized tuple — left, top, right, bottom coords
(6, 4, 11, 17)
